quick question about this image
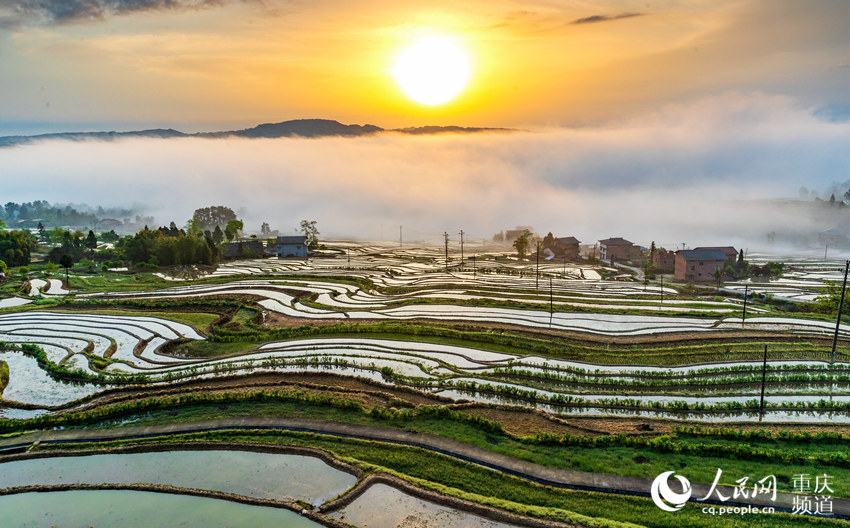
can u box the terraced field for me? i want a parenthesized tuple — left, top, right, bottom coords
(3, 243, 850, 527)
(724, 251, 846, 302)
(1, 243, 847, 423)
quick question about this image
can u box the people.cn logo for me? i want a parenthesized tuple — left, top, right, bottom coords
(651, 471, 692, 512)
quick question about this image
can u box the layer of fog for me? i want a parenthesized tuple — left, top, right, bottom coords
(2, 93, 849, 250)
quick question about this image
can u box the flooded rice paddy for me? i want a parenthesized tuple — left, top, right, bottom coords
(0, 490, 322, 528)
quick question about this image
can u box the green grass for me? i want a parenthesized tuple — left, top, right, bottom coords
(64, 272, 170, 292)
(51, 429, 847, 528)
(227, 307, 259, 330)
(169, 339, 257, 357)
(50, 396, 850, 498)
(0, 359, 8, 396)
(43, 308, 220, 333)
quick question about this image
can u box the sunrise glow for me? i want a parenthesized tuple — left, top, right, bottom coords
(392, 36, 470, 106)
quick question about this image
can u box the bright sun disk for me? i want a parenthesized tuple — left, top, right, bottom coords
(392, 36, 470, 106)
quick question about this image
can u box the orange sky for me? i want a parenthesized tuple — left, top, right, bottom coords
(1, 0, 849, 132)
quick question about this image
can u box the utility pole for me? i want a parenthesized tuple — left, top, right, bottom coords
(831, 260, 850, 364)
(825, 245, 829, 259)
(536, 241, 541, 290)
(472, 254, 476, 278)
(742, 284, 748, 326)
(660, 274, 664, 303)
(459, 230, 465, 271)
(399, 225, 402, 248)
(681, 243, 686, 251)
(443, 232, 450, 272)
(549, 276, 553, 315)
(759, 344, 768, 420)
(347, 250, 350, 268)
(549, 276, 554, 328)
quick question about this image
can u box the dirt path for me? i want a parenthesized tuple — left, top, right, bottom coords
(1, 416, 846, 517)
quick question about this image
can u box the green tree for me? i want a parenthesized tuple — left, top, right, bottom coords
(814, 281, 849, 314)
(300, 220, 320, 249)
(512, 230, 532, 259)
(86, 230, 98, 252)
(44, 262, 57, 277)
(59, 254, 73, 286)
(19, 266, 30, 280)
(0, 259, 6, 274)
(184, 218, 202, 237)
(0, 230, 38, 266)
(212, 225, 224, 244)
(48, 227, 64, 245)
(79, 258, 95, 273)
(225, 220, 243, 242)
(192, 206, 237, 231)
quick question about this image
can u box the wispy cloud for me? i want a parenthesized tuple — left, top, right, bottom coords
(0, 0, 228, 28)
(571, 13, 642, 25)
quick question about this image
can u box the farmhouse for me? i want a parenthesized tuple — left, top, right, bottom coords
(598, 237, 642, 263)
(275, 235, 308, 258)
(553, 236, 581, 259)
(651, 248, 675, 272)
(674, 249, 728, 282)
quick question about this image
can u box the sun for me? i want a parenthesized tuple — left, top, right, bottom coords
(392, 36, 470, 106)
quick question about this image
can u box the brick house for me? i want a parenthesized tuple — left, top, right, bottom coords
(553, 236, 581, 259)
(598, 237, 642, 263)
(651, 248, 675, 272)
(674, 249, 728, 282)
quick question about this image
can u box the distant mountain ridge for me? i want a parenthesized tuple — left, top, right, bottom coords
(0, 119, 513, 147)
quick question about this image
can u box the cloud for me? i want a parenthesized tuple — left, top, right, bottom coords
(570, 13, 642, 25)
(0, 93, 848, 249)
(0, 0, 227, 28)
